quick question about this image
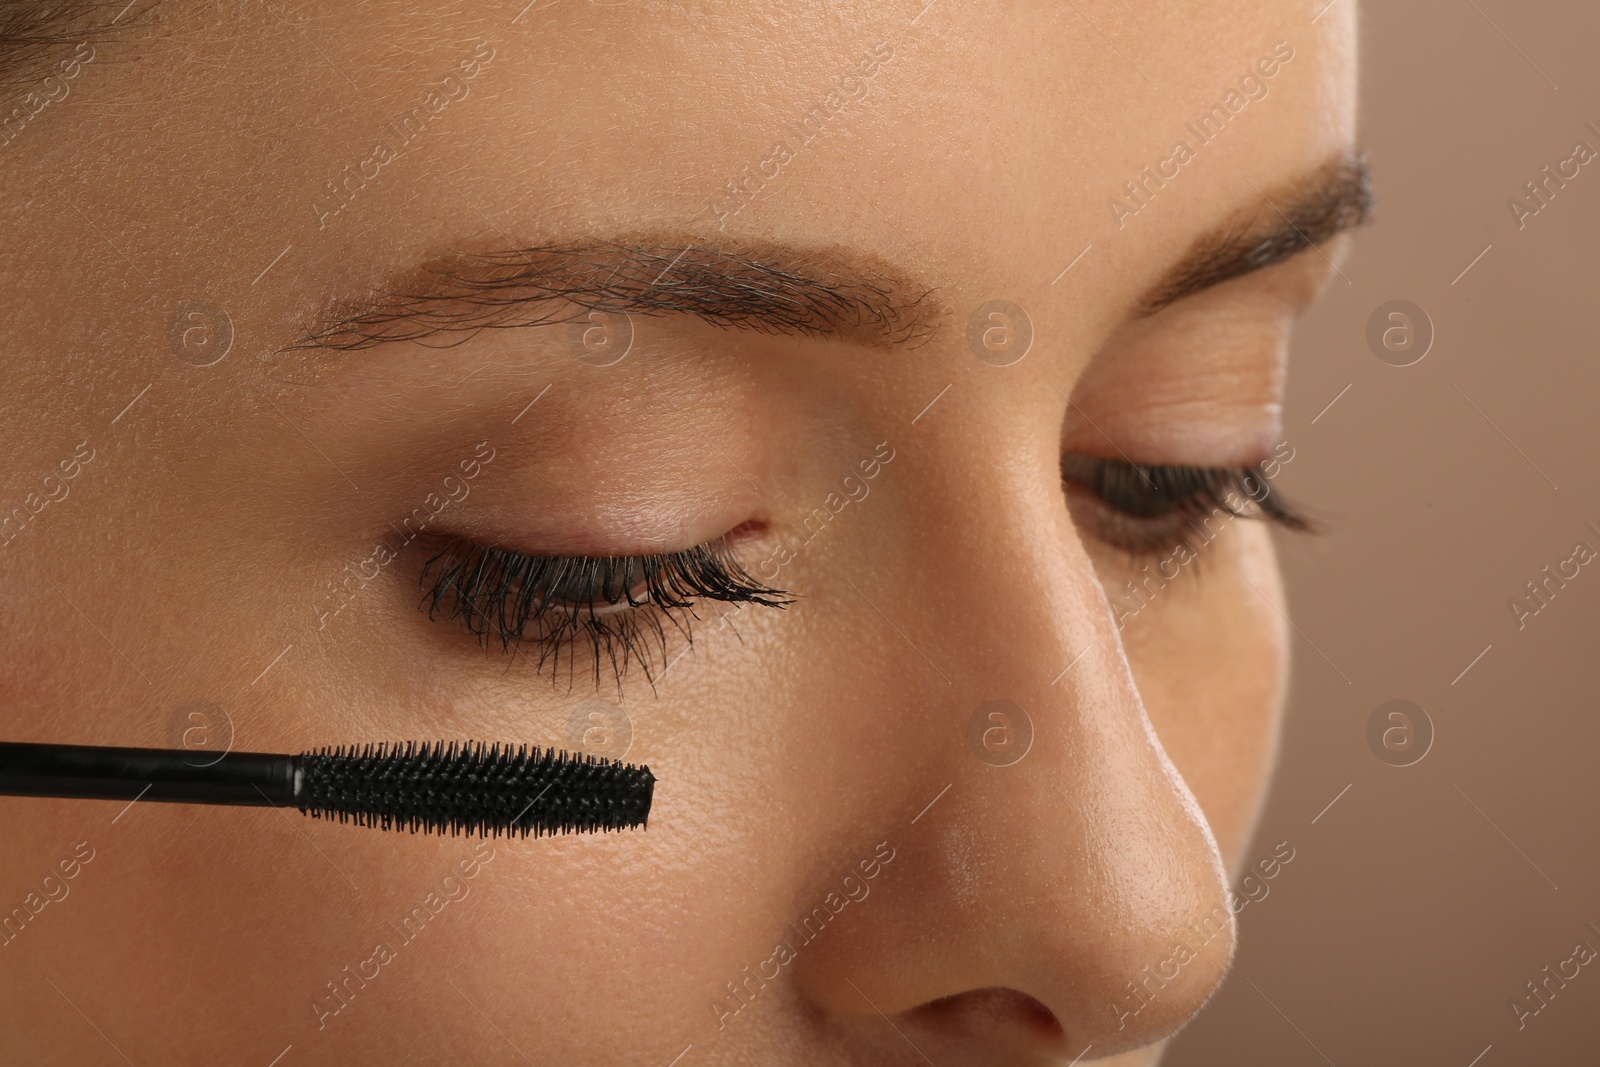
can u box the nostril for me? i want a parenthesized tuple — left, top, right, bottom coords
(906, 987, 1071, 1054)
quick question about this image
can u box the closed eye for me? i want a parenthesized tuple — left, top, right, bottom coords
(418, 535, 792, 688)
(1060, 454, 1314, 559)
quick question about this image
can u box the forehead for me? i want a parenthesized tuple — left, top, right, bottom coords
(16, 1, 1355, 350)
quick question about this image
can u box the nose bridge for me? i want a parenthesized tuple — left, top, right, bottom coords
(948, 491, 1233, 960)
(933, 442, 1217, 873)
(795, 440, 1236, 1052)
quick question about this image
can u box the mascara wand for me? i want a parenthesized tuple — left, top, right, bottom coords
(0, 740, 655, 838)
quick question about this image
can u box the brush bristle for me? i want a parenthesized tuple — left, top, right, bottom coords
(295, 741, 655, 838)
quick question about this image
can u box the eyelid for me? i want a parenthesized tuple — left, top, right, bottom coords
(437, 500, 773, 563)
(1062, 296, 1295, 471)
(1062, 455, 1315, 560)
(417, 532, 792, 687)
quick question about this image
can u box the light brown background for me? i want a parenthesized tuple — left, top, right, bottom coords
(1166, 1, 1600, 1064)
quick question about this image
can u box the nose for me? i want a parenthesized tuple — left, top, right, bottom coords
(791, 444, 1238, 1060)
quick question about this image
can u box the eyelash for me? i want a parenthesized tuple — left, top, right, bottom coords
(1060, 454, 1313, 560)
(418, 537, 792, 687)
(417, 458, 1308, 684)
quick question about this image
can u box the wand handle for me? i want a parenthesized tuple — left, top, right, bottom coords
(0, 742, 298, 807)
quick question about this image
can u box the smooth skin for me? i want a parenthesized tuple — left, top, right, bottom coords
(0, 1, 1357, 1063)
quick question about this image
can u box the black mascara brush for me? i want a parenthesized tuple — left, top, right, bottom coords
(0, 740, 655, 837)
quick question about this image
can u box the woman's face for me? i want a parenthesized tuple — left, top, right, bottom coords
(0, 2, 1361, 1063)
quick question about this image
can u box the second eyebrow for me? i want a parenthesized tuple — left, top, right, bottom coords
(1137, 154, 1375, 317)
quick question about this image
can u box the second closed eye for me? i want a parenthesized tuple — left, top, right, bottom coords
(1061, 453, 1313, 560)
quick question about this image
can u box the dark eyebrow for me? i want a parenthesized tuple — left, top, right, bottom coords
(285, 236, 948, 353)
(1136, 153, 1374, 317)
(0, 1, 156, 95)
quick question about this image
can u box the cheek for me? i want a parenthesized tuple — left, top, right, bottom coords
(1116, 521, 1288, 867)
(0, 567, 75, 722)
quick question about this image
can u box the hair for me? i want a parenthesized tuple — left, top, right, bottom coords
(0, 1, 151, 94)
